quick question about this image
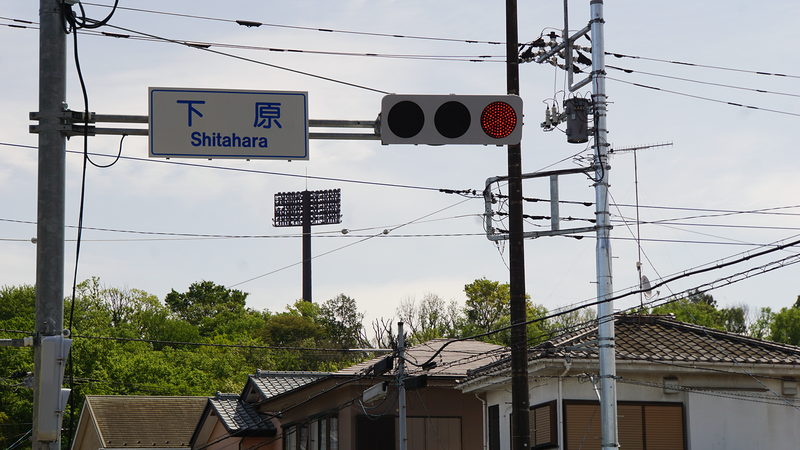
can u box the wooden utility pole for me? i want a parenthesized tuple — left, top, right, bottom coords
(505, 2, 531, 450)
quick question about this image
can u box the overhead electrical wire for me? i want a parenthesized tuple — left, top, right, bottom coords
(2, 15, 395, 95)
(607, 64, 800, 99)
(228, 196, 475, 287)
(0, 18, 504, 63)
(0, 142, 445, 192)
(2, 217, 795, 249)
(78, 2, 505, 45)
(607, 77, 800, 118)
(5, 141, 799, 222)
(59, 2, 123, 447)
(605, 51, 800, 80)
(100, 22, 392, 95)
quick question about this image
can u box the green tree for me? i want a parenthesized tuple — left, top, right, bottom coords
(749, 307, 775, 340)
(164, 281, 261, 337)
(463, 278, 511, 337)
(0, 285, 36, 450)
(770, 300, 800, 345)
(651, 290, 751, 335)
(319, 294, 369, 348)
(262, 301, 325, 346)
(461, 278, 549, 346)
(395, 293, 461, 345)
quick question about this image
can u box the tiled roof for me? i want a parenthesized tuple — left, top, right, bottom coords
(208, 394, 276, 436)
(467, 314, 800, 379)
(337, 339, 505, 378)
(248, 371, 332, 400)
(86, 395, 207, 448)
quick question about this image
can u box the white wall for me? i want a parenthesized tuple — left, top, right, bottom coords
(475, 367, 800, 450)
(685, 391, 800, 450)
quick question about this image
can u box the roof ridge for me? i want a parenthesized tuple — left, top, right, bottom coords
(645, 314, 800, 355)
(253, 369, 332, 377)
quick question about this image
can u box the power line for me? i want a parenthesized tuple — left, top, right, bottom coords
(607, 64, 800, 99)
(605, 51, 800, 80)
(228, 197, 475, 287)
(78, 3, 505, 46)
(607, 77, 800, 118)
(6, 141, 799, 222)
(0, 19, 505, 63)
(0, 142, 445, 192)
(97, 22, 391, 95)
(71, 333, 391, 353)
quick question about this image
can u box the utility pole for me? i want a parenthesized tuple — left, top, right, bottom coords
(397, 322, 407, 450)
(505, 1, 531, 450)
(589, 1, 619, 449)
(34, 0, 69, 449)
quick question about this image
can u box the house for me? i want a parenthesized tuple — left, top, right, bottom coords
(189, 392, 280, 450)
(71, 395, 208, 450)
(190, 372, 331, 450)
(246, 339, 505, 450)
(456, 314, 800, 450)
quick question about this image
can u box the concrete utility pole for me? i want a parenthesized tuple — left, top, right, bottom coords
(505, 2, 531, 450)
(589, 1, 619, 449)
(34, 0, 69, 449)
(397, 322, 407, 450)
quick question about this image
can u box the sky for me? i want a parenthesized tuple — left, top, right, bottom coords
(2, 0, 800, 333)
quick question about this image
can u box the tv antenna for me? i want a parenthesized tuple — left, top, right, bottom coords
(609, 142, 672, 308)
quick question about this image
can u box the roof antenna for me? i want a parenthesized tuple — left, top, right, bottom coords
(609, 142, 672, 310)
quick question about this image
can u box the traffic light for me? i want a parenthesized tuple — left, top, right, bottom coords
(380, 94, 523, 145)
(37, 334, 72, 441)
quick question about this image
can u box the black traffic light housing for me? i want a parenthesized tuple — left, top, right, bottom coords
(380, 94, 523, 145)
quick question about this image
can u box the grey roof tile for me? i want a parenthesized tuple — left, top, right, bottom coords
(337, 339, 505, 378)
(208, 396, 275, 435)
(466, 314, 800, 380)
(248, 371, 332, 400)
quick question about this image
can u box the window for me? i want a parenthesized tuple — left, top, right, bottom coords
(529, 401, 557, 449)
(284, 415, 339, 450)
(488, 405, 500, 450)
(563, 401, 685, 450)
(284, 425, 297, 450)
(356, 415, 395, 450)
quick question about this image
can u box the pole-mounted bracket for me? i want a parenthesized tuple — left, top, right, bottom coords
(30, 110, 381, 140)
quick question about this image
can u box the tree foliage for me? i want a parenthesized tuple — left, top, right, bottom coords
(4, 274, 798, 450)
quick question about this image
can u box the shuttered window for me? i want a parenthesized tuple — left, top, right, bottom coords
(529, 401, 557, 449)
(398, 416, 462, 450)
(563, 401, 684, 450)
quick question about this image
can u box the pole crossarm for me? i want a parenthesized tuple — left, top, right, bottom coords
(484, 166, 597, 241)
(29, 111, 381, 140)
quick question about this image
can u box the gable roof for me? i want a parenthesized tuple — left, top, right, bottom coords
(337, 339, 505, 378)
(241, 370, 332, 403)
(189, 392, 277, 447)
(208, 393, 276, 436)
(83, 395, 208, 448)
(465, 314, 800, 380)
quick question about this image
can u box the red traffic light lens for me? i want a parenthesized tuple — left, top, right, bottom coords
(480, 101, 517, 139)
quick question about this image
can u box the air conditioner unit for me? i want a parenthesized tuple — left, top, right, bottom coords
(363, 382, 388, 403)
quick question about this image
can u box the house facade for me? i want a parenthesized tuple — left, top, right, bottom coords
(71, 395, 208, 450)
(190, 392, 280, 450)
(457, 315, 800, 450)
(250, 339, 504, 450)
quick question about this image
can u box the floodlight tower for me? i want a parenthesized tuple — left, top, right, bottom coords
(273, 189, 342, 302)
